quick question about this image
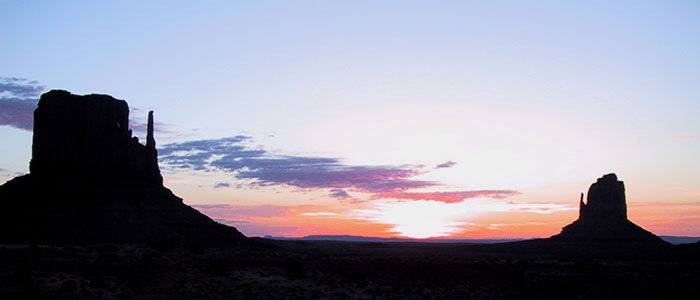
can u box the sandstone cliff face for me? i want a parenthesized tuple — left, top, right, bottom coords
(554, 173, 666, 244)
(0, 90, 244, 245)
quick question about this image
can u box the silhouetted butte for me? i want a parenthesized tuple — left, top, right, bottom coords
(0, 90, 245, 245)
(551, 173, 667, 245)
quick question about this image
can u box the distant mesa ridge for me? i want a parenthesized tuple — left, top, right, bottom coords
(552, 173, 667, 245)
(0, 90, 245, 245)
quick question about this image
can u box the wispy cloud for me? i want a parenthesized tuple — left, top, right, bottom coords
(213, 219, 250, 225)
(217, 157, 434, 193)
(0, 77, 45, 98)
(159, 136, 525, 209)
(193, 204, 333, 220)
(435, 161, 457, 169)
(159, 136, 261, 171)
(301, 212, 338, 216)
(0, 77, 46, 130)
(633, 201, 700, 207)
(374, 190, 521, 203)
(214, 182, 231, 189)
(327, 188, 365, 203)
(329, 188, 351, 199)
(193, 204, 318, 236)
(192, 204, 293, 218)
(159, 136, 438, 193)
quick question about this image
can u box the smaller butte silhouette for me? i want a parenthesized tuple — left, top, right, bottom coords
(551, 173, 667, 245)
(0, 90, 245, 245)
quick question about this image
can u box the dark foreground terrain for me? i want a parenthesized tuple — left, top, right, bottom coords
(1, 239, 699, 300)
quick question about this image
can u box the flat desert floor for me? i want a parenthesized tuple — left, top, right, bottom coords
(1, 239, 699, 299)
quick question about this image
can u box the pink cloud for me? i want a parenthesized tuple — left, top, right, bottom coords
(160, 138, 521, 204)
(192, 204, 293, 218)
(435, 161, 457, 169)
(373, 190, 520, 203)
(193, 204, 324, 237)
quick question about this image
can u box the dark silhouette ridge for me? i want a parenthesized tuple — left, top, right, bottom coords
(550, 173, 667, 245)
(0, 90, 245, 245)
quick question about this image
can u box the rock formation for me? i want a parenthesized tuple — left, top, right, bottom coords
(578, 174, 627, 220)
(30, 90, 162, 184)
(552, 173, 667, 244)
(0, 90, 245, 245)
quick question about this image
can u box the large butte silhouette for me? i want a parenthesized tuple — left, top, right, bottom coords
(0, 90, 245, 245)
(550, 173, 667, 244)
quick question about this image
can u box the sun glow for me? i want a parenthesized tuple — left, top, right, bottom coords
(349, 198, 573, 238)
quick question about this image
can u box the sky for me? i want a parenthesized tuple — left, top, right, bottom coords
(1, 1, 699, 238)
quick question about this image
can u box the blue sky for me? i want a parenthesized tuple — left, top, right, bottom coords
(1, 1, 699, 238)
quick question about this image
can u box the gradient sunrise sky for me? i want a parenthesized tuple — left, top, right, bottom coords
(1, 1, 699, 238)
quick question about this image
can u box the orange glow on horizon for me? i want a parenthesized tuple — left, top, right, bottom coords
(193, 194, 700, 239)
